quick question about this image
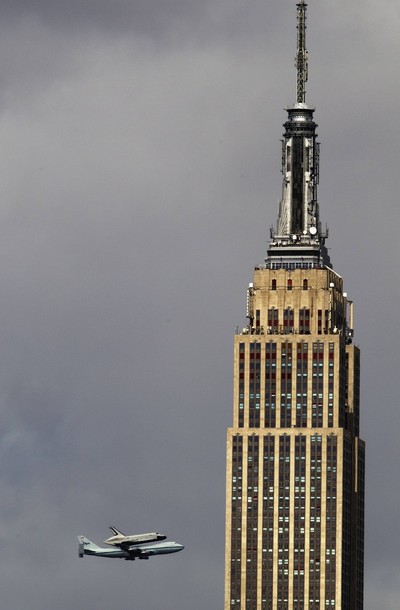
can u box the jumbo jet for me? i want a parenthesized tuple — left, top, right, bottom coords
(78, 535, 184, 561)
(104, 526, 166, 548)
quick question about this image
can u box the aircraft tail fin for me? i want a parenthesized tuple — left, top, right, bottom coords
(78, 535, 101, 557)
(109, 526, 125, 536)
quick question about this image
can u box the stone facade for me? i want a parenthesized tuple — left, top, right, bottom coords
(224, 266, 365, 609)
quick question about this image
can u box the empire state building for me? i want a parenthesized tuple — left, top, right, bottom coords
(224, 2, 365, 609)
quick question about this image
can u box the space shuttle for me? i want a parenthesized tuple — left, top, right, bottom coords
(104, 526, 167, 548)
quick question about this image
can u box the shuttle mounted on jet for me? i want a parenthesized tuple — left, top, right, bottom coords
(78, 533, 184, 561)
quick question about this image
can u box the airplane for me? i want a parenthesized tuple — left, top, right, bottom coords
(78, 535, 184, 561)
(104, 526, 166, 548)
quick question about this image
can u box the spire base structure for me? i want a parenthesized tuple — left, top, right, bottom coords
(266, 239, 331, 271)
(266, 103, 330, 270)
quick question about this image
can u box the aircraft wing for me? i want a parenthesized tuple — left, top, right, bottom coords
(125, 544, 160, 559)
(125, 546, 145, 559)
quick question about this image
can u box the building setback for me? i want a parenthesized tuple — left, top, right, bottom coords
(224, 2, 365, 609)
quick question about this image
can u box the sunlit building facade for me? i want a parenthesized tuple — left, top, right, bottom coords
(224, 3, 365, 609)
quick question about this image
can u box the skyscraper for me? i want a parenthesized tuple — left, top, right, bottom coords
(224, 3, 365, 609)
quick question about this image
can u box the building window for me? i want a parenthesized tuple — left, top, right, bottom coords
(293, 436, 306, 604)
(284, 308, 294, 334)
(325, 435, 337, 604)
(249, 343, 261, 428)
(299, 308, 310, 334)
(265, 342, 276, 428)
(296, 342, 308, 427)
(309, 435, 322, 607)
(277, 435, 291, 606)
(262, 436, 275, 607)
(255, 309, 261, 331)
(317, 310, 322, 335)
(280, 342, 293, 428)
(246, 436, 259, 608)
(328, 343, 335, 427)
(238, 343, 245, 428)
(230, 435, 243, 606)
(312, 342, 324, 428)
(268, 308, 279, 334)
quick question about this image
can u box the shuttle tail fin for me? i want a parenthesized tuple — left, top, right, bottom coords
(109, 526, 125, 536)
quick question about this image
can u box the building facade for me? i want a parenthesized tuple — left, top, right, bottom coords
(224, 3, 365, 609)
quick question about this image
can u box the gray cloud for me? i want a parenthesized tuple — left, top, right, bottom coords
(0, 1, 397, 608)
(0, 0, 283, 44)
(0, 0, 197, 33)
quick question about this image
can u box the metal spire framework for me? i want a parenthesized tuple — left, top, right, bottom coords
(267, 0, 330, 270)
(296, 0, 309, 105)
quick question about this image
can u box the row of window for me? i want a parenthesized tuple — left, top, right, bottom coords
(271, 278, 309, 290)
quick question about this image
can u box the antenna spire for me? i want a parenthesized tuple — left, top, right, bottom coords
(296, 0, 308, 104)
(267, 0, 331, 268)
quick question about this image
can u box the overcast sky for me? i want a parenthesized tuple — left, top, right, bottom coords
(0, 1, 398, 608)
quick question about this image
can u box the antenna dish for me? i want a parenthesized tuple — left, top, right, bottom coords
(309, 226, 317, 235)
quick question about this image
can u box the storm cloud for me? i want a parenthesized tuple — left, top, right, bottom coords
(0, 1, 398, 608)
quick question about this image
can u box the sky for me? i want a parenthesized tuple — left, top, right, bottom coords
(0, 0, 398, 608)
